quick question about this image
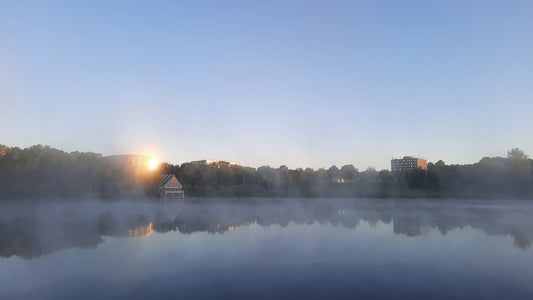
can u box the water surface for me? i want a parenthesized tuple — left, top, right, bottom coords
(1, 198, 532, 299)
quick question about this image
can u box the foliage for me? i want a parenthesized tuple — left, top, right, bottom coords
(0, 144, 8, 157)
(1, 145, 532, 200)
(340, 165, 358, 179)
(507, 148, 530, 171)
(168, 148, 533, 199)
(0, 145, 160, 199)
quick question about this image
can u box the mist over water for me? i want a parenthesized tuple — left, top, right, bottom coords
(2, 1, 533, 299)
(1, 198, 533, 299)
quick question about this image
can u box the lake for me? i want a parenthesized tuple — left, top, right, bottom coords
(1, 198, 533, 299)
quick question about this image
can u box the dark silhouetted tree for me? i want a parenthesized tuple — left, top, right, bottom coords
(340, 165, 358, 179)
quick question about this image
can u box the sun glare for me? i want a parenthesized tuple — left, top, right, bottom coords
(148, 157, 158, 170)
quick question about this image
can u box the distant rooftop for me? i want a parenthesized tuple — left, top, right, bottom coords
(191, 160, 239, 166)
(392, 155, 425, 160)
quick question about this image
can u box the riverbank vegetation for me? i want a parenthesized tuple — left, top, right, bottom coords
(0, 145, 159, 199)
(1, 144, 532, 199)
(163, 147, 533, 198)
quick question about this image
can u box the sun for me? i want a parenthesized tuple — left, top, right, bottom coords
(148, 157, 158, 170)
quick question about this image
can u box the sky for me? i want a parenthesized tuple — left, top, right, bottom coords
(1, 0, 532, 170)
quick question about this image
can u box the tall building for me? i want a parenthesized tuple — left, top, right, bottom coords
(391, 156, 427, 173)
(104, 154, 158, 170)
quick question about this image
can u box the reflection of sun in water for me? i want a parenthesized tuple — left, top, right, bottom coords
(148, 157, 158, 170)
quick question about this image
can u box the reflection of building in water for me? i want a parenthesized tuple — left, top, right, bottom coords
(420, 225, 431, 236)
(128, 222, 153, 237)
(393, 218, 431, 237)
(216, 224, 238, 231)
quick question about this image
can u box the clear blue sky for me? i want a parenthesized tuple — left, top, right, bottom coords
(1, 0, 532, 170)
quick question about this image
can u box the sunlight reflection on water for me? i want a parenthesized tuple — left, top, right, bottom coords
(1, 198, 533, 299)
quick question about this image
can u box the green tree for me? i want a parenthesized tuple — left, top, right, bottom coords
(257, 166, 275, 189)
(327, 165, 340, 181)
(507, 148, 528, 161)
(365, 166, 377, 173)
(0, 144, 8, 157)
(507, 148, 529, 171)
(340, 164, 358, 179)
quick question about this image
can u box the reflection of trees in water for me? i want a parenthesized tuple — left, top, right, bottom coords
(513, 233, 531, 250)
(152, 218, 233, 234)
(0, 218, 103, 259)
(152, 201, 533, 250)
(1, 200, 532, 259)
(0, 213, 152, 259)
(393, 217, 431, 237)
(97, 213, 152, 237)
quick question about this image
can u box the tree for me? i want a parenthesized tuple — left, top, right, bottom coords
(378, 170, 392, 189)
(340, 164, 358, 179)
(365, 166, 377, 173)
(215, 164, 235, 186)
(406, 168, 429, 189)
(507, 148, 529, 171)
(327, 166, 340, 180)
(277, 165, 290, 187)
(257, 166, 275, 189)
(507, 148, 528, 161)
(315, 168, 328, 182)
(0, 144, 8, 157)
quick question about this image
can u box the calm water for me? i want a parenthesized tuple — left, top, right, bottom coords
(1, 198, 533, 299)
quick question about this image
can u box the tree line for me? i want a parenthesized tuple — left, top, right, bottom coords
(1, 144, 532, 200)
(161, 147, 533, 198)
(0, 145, 159, 199)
